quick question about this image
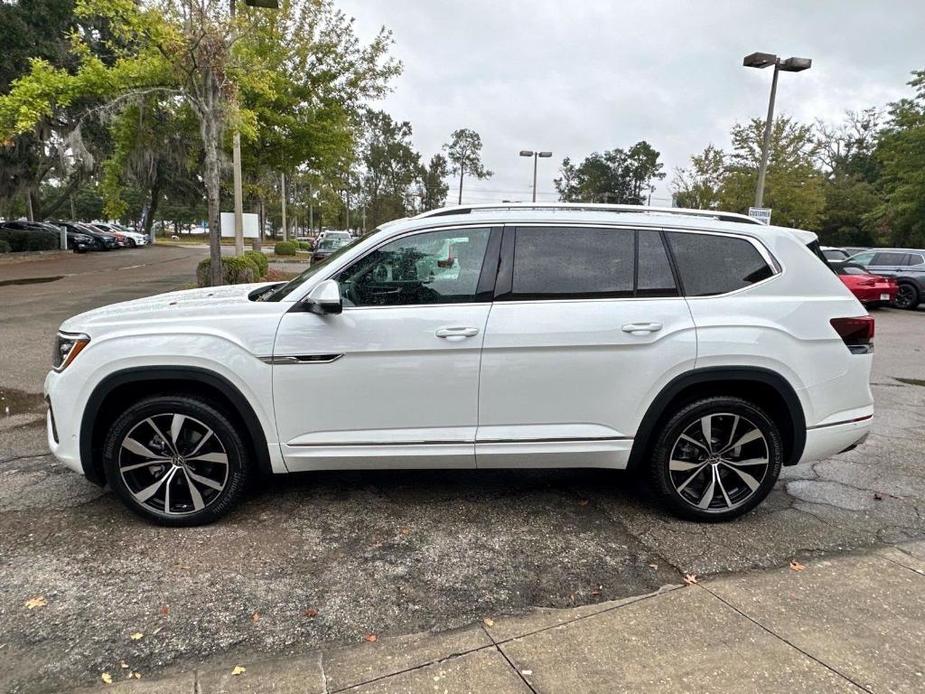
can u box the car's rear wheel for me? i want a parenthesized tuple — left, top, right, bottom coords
(649, 397, 783, 521)
(892, 282, 919, 310)
(102, 395, 250, 526)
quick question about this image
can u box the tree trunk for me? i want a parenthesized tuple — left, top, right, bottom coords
(457, 168, 464, 205)
(25, 190, 35, 221)
(142, 175, 162, 237)
(200, 110, 223, 286)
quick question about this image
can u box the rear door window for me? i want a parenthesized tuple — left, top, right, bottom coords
(872, 252, 909, 266)
(667, 232, 774, 297)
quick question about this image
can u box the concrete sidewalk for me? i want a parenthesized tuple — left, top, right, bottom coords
(78, 542, 925, 693)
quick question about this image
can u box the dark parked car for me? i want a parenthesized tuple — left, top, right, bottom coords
(0, 220, 93, 252)
(846, 248, 925, 309)
(47, 220, 119, 251)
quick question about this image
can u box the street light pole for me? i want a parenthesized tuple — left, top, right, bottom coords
(519, 150, 553, 203)
(743, 52, 812, 209)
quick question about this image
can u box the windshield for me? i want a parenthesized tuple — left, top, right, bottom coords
(318, 239, 343, 250)
(259, 233, 369, 302)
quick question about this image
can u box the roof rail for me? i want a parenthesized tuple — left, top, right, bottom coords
(413, 202, 763, 225)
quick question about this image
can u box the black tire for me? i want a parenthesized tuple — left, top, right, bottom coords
(648, 396, 783, 522)
(892, 282, 920, 310)
(102, 395, 250, 526)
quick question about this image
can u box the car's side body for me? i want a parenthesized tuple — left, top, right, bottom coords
(46, 206, 873, 504)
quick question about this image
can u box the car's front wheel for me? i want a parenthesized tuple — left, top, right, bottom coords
(102, 395, 250, 526)
(892, 282, 920, 310)
(649, 397, 783, 522)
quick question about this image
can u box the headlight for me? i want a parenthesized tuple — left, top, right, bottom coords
(53, 332, 90, 371)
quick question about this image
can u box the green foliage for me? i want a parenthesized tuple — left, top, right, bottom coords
(555, 141, 665, 204)
(244, 249, 268, 277)
(297, 241, 310, 250)
(672, 145, 725, 210)
(361, 110, 421, 227)
(420, 153, 449, 211)
(444, 128, 491, 204)
(0, 239, 11, 253)
(196, 255, 257, 287)
(0, 228, 59, 252)
(274, 240, 297, 256)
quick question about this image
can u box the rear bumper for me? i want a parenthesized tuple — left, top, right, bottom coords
(798, 414, 873, 464)
(852, 286, 896, 304)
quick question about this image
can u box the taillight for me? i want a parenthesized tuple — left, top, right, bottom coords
(857, 278, 875, 287)
(830, 316, 874, 354)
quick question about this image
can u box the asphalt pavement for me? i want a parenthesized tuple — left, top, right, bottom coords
(1, 247, 924, 692)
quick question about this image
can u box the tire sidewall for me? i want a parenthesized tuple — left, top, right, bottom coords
(650, 397, 783, 522)
(892, 283, 919, 310)
(102, 396, 249, 526)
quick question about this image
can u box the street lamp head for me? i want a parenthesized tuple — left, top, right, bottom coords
(538, 151, 553, 158)
(519, 150, 534, 157)
(743, 51, 777, 69)
(780, 56, 812, 72)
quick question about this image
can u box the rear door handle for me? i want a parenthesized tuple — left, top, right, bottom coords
(622, 322, 663, 335)
(435, 326, 480, 339)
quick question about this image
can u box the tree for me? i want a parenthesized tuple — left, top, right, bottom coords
(444, 128, 491, 204)
(359, 110, 421, 228)
(419, 153, 449, 211)
(554, 141, 665, 204)
(871, 70, 925, 247)
(0, 0, 397, 284)
(671, 145, 726, 209)
(718, 116, 824, 230)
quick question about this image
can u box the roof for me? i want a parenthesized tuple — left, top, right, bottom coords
(375, 203, 817, 245)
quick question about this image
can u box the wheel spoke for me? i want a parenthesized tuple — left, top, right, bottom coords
(122, 437, 165, 460)
(725, 415, 740, 451)
(696, 466, 717, 509)
(187, 430, 213, 457)
(670, 459, 702, 472)
(121, 459, 170, 472)
(186, 468, 223, 491)
(716, 469, 733, 507)
(170, 414, 187, 451)
(146, 417, 177, 456)
(133, 467, 176, 504)
(676, 463, 708, 493)
(700, 415, 714, 453)
(183, 469, 206, 511)
(188, 452, 228, 465)
(724, 456, 768, 467)
(680, 434, 709, 452)
(720, 427, 763, 454)
(723, 463, 761, 491)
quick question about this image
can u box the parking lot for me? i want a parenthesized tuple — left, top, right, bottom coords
(1, 246, 924, 692)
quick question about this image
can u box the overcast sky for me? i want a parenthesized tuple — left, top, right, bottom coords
(337, 0, 924, 206)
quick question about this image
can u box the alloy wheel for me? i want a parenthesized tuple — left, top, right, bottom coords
(118, 413, 229, 517)
(668, 412, 770, 513)
(893, 284, 917, 309)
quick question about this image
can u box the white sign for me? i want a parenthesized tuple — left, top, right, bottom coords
(220, 212, 260, 238)
(748, 207, 772, 225)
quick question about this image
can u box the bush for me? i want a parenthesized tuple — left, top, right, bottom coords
(298, 241, 311, 250)
(0, 228, 59, 252)
(244, 249, 269, 278)
(196, 256, 258, 287)
(275, 241, 297, 256)
(0, 239, 10, 253)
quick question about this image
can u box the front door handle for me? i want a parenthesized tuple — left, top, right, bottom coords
(435, 326, 480, 340)
(622, 322, 663, 336)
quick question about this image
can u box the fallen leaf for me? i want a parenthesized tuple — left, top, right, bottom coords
(130, 632, 143, 641)
(577, 499, 589, 507)
(120, 661, 129, 670)
(683, 573, 698, 585)
(400, 526, 412, 535)
(303, 608, 319, 618)
(591, 588, 602, 597)
(789, 560, 806, 572)
(101, 673, 112, 685)
(231, 665, 246, 676)
(160, 605, 170, 617)
(131, 672, 141, 680)
(251, 611, 261, 623)
(364, 633, 378, 643)
(483, 617, 495, 627)
(24, 596, 47, 609)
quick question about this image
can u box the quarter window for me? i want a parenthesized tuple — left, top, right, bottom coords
(336, 228, 491, 307)
(667, 232, 774, 297)
(908, 254, 925, 266)
(637, 230, 678, 297)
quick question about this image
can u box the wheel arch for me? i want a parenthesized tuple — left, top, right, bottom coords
(80, 366, 274, 485)
(627, 367, 806, 472)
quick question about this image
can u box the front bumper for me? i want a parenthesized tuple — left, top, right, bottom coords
(44, 370, 84, 476)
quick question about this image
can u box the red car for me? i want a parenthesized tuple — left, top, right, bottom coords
(836, 264, 897, 307)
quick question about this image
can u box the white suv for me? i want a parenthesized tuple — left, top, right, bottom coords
(45, 204, 874, 525)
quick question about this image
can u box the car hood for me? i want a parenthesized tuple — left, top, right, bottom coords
(60, 282, 282, 332)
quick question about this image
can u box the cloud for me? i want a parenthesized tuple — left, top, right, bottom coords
(338, 0, 923, 204)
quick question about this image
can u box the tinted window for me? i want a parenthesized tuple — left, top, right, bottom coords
(637, 230, 678, 297)
(908, 254, 925, 266)
(823, 249, 849, 261)
(511, 227, 634, 299)
(837, 265, 869, 276)
(849, 251, 875, 266)
(667, 232, 774, 297)
(872, 252, 908, 265)
(337, 227, 491, 307)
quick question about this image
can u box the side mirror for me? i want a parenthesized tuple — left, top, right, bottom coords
(304, 279, 342, 315)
